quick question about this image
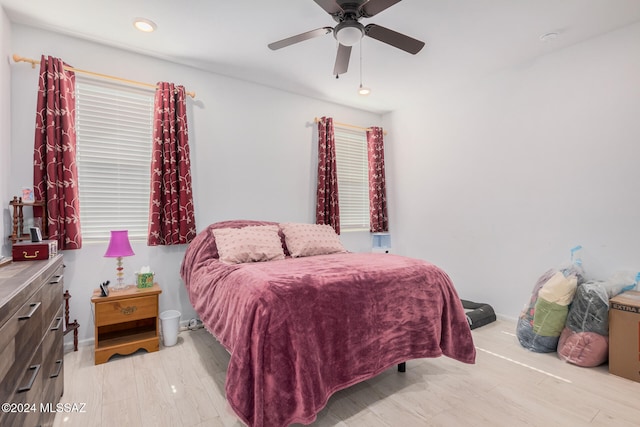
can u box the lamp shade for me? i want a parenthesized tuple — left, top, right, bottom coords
(104, 230, 135, 258)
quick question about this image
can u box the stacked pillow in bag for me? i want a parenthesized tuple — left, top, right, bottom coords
(557, 274, 635, 367)
(517, 265, 583, 353)
(557, 282, 609, 366)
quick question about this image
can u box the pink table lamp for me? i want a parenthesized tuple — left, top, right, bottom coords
(104, 230, 135, 289)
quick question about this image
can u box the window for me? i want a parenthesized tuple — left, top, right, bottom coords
(75, 78, 154, 242)
(334, 126, 369, 231)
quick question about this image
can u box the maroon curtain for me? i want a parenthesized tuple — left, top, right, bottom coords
(366, 126, 388, 232)
(315, 117, 340, 234)
(148, 82, 196, 246)
(33, 55, 82, 250)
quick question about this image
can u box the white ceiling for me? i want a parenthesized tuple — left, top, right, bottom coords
(2, 0, 640, 114)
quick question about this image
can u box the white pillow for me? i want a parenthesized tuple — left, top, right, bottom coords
(212, 225, 285, 264)
(280, 223, 347, 258)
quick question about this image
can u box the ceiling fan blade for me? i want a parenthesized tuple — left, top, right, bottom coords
(268, 27, 333, 50)
(333, 44, 352, 75)
(313, 0, 343, 15)
(364, 24, 425, 54)
(360, 0, 403, 18)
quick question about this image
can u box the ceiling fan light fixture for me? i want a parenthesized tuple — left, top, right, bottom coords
(133, 18, 157, 33)
(334, 21, 364, 46)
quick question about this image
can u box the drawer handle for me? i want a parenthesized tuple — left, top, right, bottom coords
(17, 364, 41, 393)
(23, 250, 39, 259)
(18, 302, 42, 320)
(50, 360, 63, 378)
(51, 317, 63, 331)
(49, 275, 64, 285)
(121, 306, 137, 315)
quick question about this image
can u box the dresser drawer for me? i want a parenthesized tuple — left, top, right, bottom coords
(42, 307, 64, 427)
(42, 307, 64, 375)
(0, 287, 44, 403)
(95, 294, 158, 326)
(0, 256, 63, 329)
(40, 269, 63, 337)
(0, 341, 44, 427)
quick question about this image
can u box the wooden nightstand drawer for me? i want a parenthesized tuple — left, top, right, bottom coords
(95, 294, 158, 326)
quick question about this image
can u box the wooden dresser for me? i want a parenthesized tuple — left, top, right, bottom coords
(0, 255, 64, 427)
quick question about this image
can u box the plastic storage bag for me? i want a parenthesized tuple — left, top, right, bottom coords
(517, 263, 585, 353)
(557, 272, 637, 366)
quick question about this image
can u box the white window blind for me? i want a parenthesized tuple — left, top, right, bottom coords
(334, 126, 370, 231)
(75, 78, 154, 242)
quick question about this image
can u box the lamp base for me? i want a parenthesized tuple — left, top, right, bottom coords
(113, 256, 126, 289)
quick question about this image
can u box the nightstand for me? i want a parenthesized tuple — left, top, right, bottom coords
(91, 283, 162, 365)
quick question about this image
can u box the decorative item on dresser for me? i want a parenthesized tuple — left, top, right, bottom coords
(0, 255, 64, 427)
(8, 196, 48, 244)
(11, 240, 58, 262)
(91, 283, 162, 365)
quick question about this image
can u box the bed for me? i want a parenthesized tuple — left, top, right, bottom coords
(180, 220, 476, 427)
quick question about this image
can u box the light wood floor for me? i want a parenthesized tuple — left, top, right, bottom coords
(53, 319, 640, 427)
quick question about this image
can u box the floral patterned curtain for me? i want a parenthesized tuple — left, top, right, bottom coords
(315, 117, 340, 234)
(366, 126, 388, 232)
(147, 82, 196, 245)
(33, 55, 82, 250)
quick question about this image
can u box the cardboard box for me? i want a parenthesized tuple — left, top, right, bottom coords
(12, 240, 58, 261)
(609, 290, 640, 382)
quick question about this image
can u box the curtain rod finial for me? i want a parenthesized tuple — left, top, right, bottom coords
(12, 53, 37, 68)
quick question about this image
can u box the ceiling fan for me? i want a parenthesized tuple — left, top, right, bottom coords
(268, 0, 425, 76)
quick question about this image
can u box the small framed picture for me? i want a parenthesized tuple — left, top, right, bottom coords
(30, 227, 42, 243)
(22, 187, 35, 203)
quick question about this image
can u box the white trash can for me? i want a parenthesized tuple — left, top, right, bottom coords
(160, 310, 181, 347)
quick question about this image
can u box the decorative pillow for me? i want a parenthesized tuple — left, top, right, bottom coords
(212, 225, 285, 264)
(206, 220, 289, 258)
(280, 223, 347, 258)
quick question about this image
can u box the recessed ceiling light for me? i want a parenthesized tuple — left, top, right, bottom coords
(133, 18, 157, 33)
(358, 84, 371, 96)
(540, 32, 559, 42)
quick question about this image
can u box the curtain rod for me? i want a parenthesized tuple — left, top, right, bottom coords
(314, 117, 387, 134)
(13, 54, 196, 99)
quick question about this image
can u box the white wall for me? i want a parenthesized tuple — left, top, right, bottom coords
(0, 9, 11, 258)
(384, 22, 640, 320)
(9, 24, 381, 346)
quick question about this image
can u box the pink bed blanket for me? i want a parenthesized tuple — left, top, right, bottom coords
(181, 223, 475, 427)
